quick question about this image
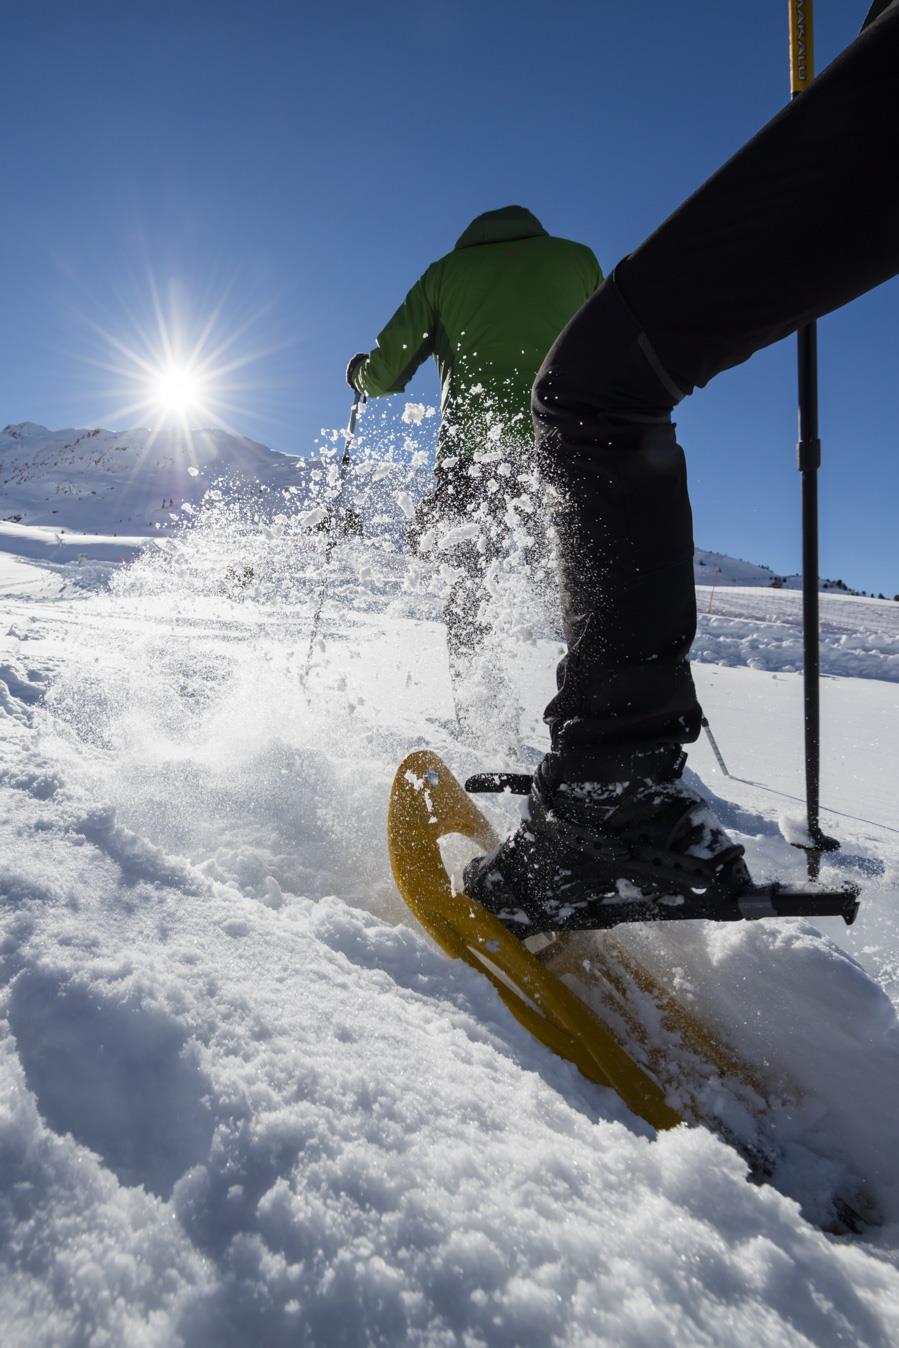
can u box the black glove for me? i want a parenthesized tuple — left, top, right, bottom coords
(346, 352, 367, 390)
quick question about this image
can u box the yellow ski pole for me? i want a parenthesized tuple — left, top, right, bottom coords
(788, 0, 814, 94)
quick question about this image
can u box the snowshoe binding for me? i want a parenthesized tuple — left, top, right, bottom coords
(463, 758, 860, 936)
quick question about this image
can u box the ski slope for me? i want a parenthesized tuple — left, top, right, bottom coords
(1, 506, 899, 1347)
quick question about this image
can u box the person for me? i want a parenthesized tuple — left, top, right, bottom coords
(464, 2, 899, 929)
(347, 206, 602, 739)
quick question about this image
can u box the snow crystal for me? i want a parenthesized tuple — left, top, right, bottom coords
(778, 814, 814, 847)
(436, 521, 481, 550)
(297, 506, 329, 529)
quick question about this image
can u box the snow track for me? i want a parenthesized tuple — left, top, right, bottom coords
(2, 535, 899, 1346)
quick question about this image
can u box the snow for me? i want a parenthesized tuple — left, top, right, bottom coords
(436, 522, 483, 550)
(0, 421, 305, 545)
(0, 520, 151, 563)
(1, 451, 899, 1345)
(693, 549, 871, 595)
(0, 551, 67, 599)
(4, 418, 886, 593)
(297, 506, 331, 530)
(692, 586, 899, 682)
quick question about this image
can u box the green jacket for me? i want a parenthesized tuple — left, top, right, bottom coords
(352, 206, 602, 459)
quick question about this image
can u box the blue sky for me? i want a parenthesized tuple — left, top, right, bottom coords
(3, 0, 896, 593)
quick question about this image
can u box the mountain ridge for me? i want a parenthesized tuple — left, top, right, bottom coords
(1, 420, 301, 535)
(0, 421, 874, 594)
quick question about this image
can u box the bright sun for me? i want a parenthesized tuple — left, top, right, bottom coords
(87, 278, 272, 444)
(150, 364, 204, 416)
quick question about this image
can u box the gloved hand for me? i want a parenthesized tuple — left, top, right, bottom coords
(346, 353, 368, 390)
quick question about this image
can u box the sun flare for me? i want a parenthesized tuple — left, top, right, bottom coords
(80, 272, 283, 451)
(149, 364, 205, 417)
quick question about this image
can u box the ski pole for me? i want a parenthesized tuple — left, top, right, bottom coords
(301, 389, 363, 680)
(701, 716, 730, 778)
(789, 0, 839, 879)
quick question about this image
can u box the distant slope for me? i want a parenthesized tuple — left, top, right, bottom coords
(0, 422, 300, 535)
(694, 547, 862, 595)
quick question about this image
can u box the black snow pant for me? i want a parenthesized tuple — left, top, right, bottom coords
(535, 1, 899, 786)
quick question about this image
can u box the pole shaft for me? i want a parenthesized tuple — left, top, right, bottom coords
(788, 0, 834, 865)
(700, 716, 730, 778)
(798, 321, 821, 839)
(342, 393, 361, 466)
(302, 390, 362, 679)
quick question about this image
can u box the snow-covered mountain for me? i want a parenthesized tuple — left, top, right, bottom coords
(0, 421, 877, 595)
(0, 421, 301, 535)
(693, 546, 864, 595)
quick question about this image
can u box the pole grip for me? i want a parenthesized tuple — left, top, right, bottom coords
(789, 0, 815, 94)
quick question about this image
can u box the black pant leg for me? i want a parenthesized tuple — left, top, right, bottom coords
(623, 1, 899, 392)
(534, 4, 899, 784)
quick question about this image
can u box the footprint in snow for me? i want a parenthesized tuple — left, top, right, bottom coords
(8, 968, 215, 1199)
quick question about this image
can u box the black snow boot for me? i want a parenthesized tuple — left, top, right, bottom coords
(463, 755, 751, 936)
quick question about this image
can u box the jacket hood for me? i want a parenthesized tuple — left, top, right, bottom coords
(454, 205, 547, 250)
